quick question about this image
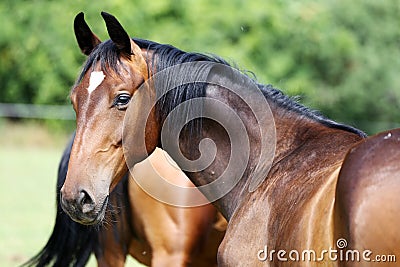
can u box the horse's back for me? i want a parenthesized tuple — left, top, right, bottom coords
(335, 129, 400, 265)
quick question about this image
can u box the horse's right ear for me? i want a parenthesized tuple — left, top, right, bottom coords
(74, 12, 101, 56)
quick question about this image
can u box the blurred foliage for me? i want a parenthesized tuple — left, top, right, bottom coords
(0, 0, 399, 134)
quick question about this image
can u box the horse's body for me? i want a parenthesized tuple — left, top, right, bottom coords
(25, 135, 226, 266)
(60, 12, 400, 266)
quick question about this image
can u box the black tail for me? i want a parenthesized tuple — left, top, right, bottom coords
(22, 134, 97, 267)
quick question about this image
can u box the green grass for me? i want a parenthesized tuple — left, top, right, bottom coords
(0, 121, 143, 266)
(0, 145, 61, 266)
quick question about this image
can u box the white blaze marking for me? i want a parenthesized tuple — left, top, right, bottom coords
(87, 71, 105, 94)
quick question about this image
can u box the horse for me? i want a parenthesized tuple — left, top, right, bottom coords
(61, 11, 400, 266)
(24, 134, 226, 267)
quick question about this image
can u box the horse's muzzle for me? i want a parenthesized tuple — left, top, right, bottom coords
(60, 189, 108, 225)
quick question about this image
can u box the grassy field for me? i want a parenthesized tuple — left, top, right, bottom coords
(0, 121, 142, 266)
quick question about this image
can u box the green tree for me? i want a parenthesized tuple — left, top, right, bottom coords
(0, 0, 399, 134)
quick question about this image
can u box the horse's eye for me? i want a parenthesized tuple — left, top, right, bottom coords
(114, 93, 131, 109)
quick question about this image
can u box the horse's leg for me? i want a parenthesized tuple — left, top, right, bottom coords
(128, 148, 222, 267)
(335, 130, 400, 266)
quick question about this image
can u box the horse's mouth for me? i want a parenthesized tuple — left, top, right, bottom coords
(66, 195, 109, 225)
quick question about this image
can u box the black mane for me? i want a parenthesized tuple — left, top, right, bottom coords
(258, 84, 366, 137)
(75, 38, 366, 138)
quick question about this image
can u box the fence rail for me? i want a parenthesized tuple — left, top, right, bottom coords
(0, 103, 398, 134)
(0, 103, 75, 120)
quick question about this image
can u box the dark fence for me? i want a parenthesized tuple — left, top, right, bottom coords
(0, 103, 75, 120)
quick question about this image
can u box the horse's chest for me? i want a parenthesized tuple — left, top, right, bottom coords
(218, 200, 271, 266)
(218, 168, 340, 266)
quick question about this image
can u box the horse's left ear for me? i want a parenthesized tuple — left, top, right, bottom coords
(101, 12, 148, 79)
(101, 12, 142, 57)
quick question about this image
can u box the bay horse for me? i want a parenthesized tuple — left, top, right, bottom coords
(24, 134, 226, 267)
(61, 11, 400, 266)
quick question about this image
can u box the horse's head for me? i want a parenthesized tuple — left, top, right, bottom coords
(60, 12, 158, 224)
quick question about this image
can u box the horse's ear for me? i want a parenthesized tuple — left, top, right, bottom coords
(74, 12, 101, 56)
(101, 12, 136, 57)
(101, 12, 148, 79)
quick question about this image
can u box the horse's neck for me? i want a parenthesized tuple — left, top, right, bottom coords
(272, 106, 364, 161)
(177, 121, 250, 218)
(271, 107, 321, 163)
(174, 85, 318, 218)
(178, 96, 362, 219)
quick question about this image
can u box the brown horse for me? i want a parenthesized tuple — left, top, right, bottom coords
(66, 12, 227, 266)
(121, 148, 226, 266)
(61, 12, 400, 266)
(26, 12, 226, 266)
(24, 135, 226, 267)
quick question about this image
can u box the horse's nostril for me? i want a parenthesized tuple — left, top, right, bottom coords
(78, 190, 95, 213)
